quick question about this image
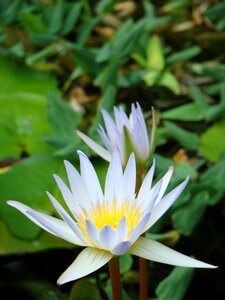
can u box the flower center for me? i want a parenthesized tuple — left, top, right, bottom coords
(77, 200, 142, 240)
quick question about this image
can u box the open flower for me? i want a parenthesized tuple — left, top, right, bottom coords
(77, 103, 156, 166)
(8, 151, 216, 285)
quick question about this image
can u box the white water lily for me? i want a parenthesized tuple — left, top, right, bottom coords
(8, 151, 216, 285)
(77, 103, 156, 165)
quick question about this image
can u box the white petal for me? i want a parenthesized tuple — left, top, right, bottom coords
(136, 160, 155, 205)
(101, 109, 118, 144)
(154, 166, 174, 206)
(78, 151, 103, 203)
(77, 130, 111, 162)
(116, 217, 128, 241)
(46, 192, 89, 245)
(98, 125, 113, 152)
(129, 213, 151, 243)
(86, 220, 101, 247)
(99, 225, 118, 251)
(104, 150, 123, 207)
(53, 174, 78, 214)
(64, 160, 92, 209)
(112, 241, 132, 255)
(57, 247, 113, 284)
(7, 200, 85, 246)
(129, 237, 217, 269)
(145, 176, 190, 230)
(118, 153, 136, 204)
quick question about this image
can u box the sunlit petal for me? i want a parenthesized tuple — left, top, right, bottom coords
(129, 237, 217, 269)
(7, 200, 85, 246)
(57, 247, 113, 285)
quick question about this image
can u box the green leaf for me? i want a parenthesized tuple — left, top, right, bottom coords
(120, 254, 133, 274)
(20, 12, 47, 35)
(0, 55, 58, 95)
(166, 46, 201, 65)
(0, 154, 65, 241)
(172, 192, 209, 236)
(94, 59, 120, 87)
(200, 159, 225, 205)
(2, 0, 22, 24)
(73, 46, 100, 77)
(189, 85, 209, 110)
(164, 121, 199, 150)
(158, 71, 181, 94)
(48, 0, 64, 34)
(162, 103, 205, 121)
(147, 36, 165, 70)
(70, 279, 101, 300)
(156, 266, 193, 300)
(199, 120, 225, 161)
(62, 3, 82, 35)
(45, 92, 81, 155)
(0, 93, 52, 159)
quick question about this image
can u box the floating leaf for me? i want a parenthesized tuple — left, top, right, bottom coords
(0, 154, 65, 240)
(70, 279, 101, 300)
(156, 266, 193, 300)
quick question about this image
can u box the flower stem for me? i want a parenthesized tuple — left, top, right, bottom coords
(108, 257, 123, 300)
(139, 257, 148, 300)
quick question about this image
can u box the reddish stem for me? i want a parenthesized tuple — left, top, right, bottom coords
(139, 257, 148, 300)
(108, 257, 123, 300)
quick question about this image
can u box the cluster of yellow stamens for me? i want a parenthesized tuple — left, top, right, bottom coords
(77, 200, 142, 243)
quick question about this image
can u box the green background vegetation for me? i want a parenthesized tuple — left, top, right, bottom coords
(0, 0, 224, 299)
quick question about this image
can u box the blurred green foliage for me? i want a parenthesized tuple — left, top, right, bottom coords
(0, 0, 224, 299)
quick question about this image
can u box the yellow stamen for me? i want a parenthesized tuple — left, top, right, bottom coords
(77, 200, 142, 242)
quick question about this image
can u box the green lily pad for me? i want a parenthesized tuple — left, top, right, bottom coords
(0, 154, 66, 241)
(0, 94, 52, 159)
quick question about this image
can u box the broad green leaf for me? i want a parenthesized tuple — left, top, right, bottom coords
(172, 192, 209, 236)
(70, 279, 101, 300)
(147, 36, 165, 70)
(162, 103, 205, 121)
(0, 94, 52, 159)
(45, 92, 83, 155)
(0, 219, 73, 254)
(156, 266, 193, 300)
(164, 121, 199, 150)
(0, 55, 57, 95)
(199, 120, 225, 161)
(0, 154, 65, 240)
